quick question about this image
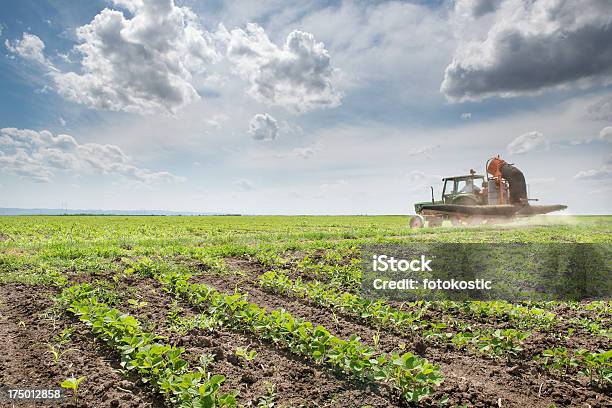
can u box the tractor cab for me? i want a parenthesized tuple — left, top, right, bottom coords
(441, 173, 486, 205)
(413, 170, 486, 215)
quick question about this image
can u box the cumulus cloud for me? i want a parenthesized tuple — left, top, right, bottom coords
(0, 127, 182, 184)
(574, 165, 612, 180)
(455, 0, 503, 18)
(587, 95, 612, 122)
(442, 0, 612, 101)
(507, 131, 547, 154)
(248, 113, 279, 141)
(220, 23, 341, 113)
(599, 126, 612, 143)
(5, 32, 48, 64)
(7, 2, 342, 116)
(49, 0, 219, 114)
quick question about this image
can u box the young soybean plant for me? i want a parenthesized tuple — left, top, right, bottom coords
(235, 346, 258, 367)
(60, 376, 86, 406)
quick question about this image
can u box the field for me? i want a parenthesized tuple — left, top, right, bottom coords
(0, 215, 610, 408)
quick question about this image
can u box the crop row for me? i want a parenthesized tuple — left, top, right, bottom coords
(258, 270, 531, 357)
(535, 347, 611, 387)
(284, 250, 611, 338)
(157, 269, 444, 403)
(57, 283, 238, 407)
(432, 300, 557, 329)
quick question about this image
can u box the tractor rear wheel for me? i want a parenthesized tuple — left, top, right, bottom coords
(409, 215, 425, 228)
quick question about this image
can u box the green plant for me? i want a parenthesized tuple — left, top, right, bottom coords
(55, 326, 75, 345)
(476, 329, 530, 356)
(199, 353, 216, 372)
(47, 343, 76, 368)
(235, 346, 257, 366)
(535, 347, 577, 373)
(536, 348, 611, 386)
(256, 382, 277, 408)
(157, 270, 444, 403)
(127, 298, 148, 308)
(59, 284, 238, 407)
(60, 376, 86, 406)
(373, 330, 381, 348)
(575, 349, 612, 385)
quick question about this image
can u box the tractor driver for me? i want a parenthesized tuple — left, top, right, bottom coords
(459, 178, 481, 194)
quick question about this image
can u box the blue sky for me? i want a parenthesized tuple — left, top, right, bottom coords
(1, 0, 611, 214)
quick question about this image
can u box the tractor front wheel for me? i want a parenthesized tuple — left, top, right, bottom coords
(409, 215, 425, 228)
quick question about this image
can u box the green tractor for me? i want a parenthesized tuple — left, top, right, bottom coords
(409, 157, 567, 228)
(411, 171, 486, 228)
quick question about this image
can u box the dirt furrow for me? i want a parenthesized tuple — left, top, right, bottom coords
(0, 283, 163, 408)
(114, 276, 397, 407)
(208, 258, 611, 408)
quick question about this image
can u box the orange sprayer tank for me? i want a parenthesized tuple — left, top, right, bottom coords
(486, 155, 508, 204)
(486, 156, 506, 179)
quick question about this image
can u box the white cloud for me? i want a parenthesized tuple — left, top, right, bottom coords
(50, 0, 219, 114)
(248, 113, 278, 141)
(507, 131, 546, 154)
(220, 23, 341, 113)
(574, 165, 612, 180)
(58, 117, 67, 126)
(5, 32, 47, 64)
(443, 0, 612, 101)
(599, 126, 612, 143)
(460, 112, 472, 119)
(587, 95, 612, 122)
(0, 127, 182, 184)
(234, 178, 255, 191)
(455, 0, 503, 18)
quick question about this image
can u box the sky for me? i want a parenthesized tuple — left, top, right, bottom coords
(0, 0, 611, 214)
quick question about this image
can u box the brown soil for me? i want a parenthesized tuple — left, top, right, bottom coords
(208, 257, 612, 408)
(1, 253, 609, 408)
(112, 276, 396, 408)
(0, 284, 164, 408)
